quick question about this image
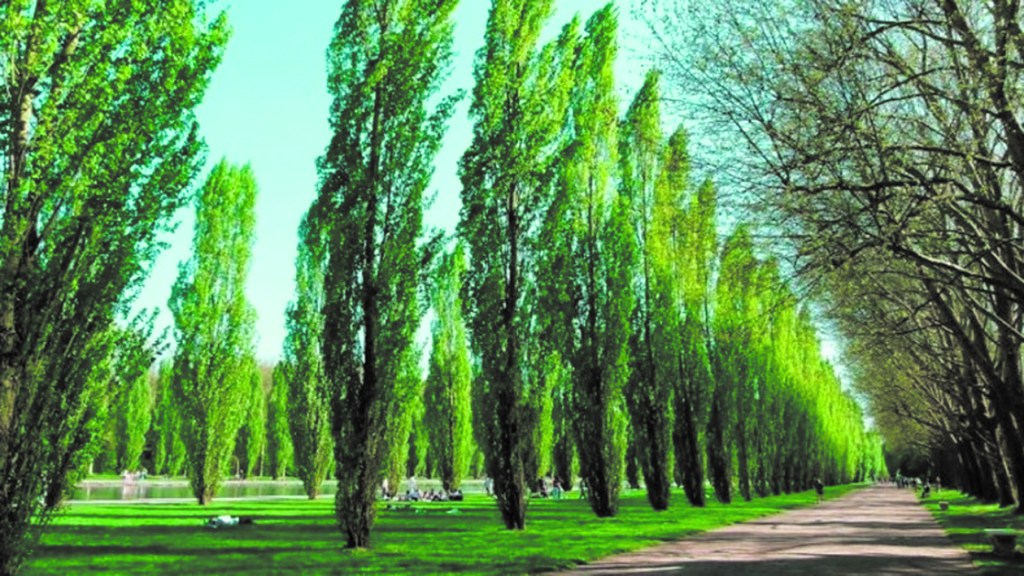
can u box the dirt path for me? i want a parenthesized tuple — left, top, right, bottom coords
(560, 486, 977, 575)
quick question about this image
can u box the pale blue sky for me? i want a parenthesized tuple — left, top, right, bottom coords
(136, 1, 653, 361)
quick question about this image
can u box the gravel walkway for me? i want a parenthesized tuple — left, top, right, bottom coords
(559, 486, 977, 575)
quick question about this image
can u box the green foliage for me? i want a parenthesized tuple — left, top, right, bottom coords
(461, 0, 578, 530)
(621, 70, 676, 511)
(711, 226, 764, 502)
(114, 369, 154, 474)
(266, 364, 294, 480)
(0, 1, 227, 569)
(549, 354, 576, 490)
(383, 349, 425, 494)
(283, 215, 333, 499)
(424, 246, 474, 491)
(233, 358, 267, 478)
(152, 361, 186, 477)
(314, 0, 459, 548)
(170, 160, 258, 505)
(538, 4, 635, 518)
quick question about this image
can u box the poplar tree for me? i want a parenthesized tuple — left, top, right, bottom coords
(424, 246, 473, 491)
(233, 357, 267, 478)
(284, 215, 333, 498)
(314, 0, 459, 548)
(672, 176, 717, 506)
(540, 4, 635, 517)
(115, 370, 154, 474)
(383, 351, 424, 494)
(267, 364, 294, 480)
(170, 160, 258, 505)
(152, 360, 186, 477)
(461, 0, 576, 530)
(620, 70, 675, 511)
(0, 3, 227, 568)
(713, 227, 768, 502)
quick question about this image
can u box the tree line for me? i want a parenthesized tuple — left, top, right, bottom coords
(0, 0, 883, 571)
(642, 0, 1024, 509)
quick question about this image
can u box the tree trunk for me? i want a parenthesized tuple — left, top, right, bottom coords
(676, 391, 706, 507)
(641, 415, 671, 510)
(706, 393, 731, 504)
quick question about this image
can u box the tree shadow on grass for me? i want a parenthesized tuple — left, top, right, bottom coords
(566, 554, 974, 575)
(34, 544, 317, 557)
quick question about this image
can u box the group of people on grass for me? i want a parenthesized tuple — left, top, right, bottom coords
(381, 477, 464, 502)
(121, 468, 147, 483)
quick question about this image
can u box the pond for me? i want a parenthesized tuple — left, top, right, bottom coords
(71, 478, 487, 502)
(71, 480, 339, 501)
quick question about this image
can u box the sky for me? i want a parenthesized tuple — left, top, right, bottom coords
(135, 0, 652, 362)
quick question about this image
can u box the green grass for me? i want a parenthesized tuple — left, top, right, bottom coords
(924, 489, 1024, 576)
(25, 484, 862, 575)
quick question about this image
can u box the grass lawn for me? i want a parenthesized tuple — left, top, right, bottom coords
(925, 489, 1024, 576)
(25, 484, 861, 575)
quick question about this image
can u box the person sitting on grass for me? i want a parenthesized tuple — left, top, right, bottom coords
(449, 488, 463, 502)
(205, 516, 255, 528)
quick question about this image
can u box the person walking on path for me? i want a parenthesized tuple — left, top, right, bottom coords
(814, 477, 824, 503)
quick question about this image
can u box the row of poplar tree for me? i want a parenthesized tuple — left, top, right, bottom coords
(0, 0, 887, 570)
(94, 0, 884, 549)
(639, 0, 1024, 513)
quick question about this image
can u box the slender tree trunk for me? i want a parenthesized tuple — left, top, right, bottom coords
(625, 440, 641, 490)
(676, 389, 705, 506)
(641, 415, 670, 510)
(492, 180, 526, 531)
(736, 420, 751, 502)
(706, 392, 731, 503)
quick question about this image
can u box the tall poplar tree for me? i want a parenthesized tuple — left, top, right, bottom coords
(314, 0, 459, 548)
(115, 370, 154, 474)
(460, 0, 577, 529)
(711, 226, 767, 502)
(267, 363, 294, 480)
(152, 361, 186, 477)
(284, 215, 333, 498)
(672, 175, 717, 507)
(0, 3, 227, 568)
(424, 246, 473, 491)
(620, 70, 676, 511)
(233, 357, 267, 478)
(541, 4, 635, 518)
(170, 160, 258, 505)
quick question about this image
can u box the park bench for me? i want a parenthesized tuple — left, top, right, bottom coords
(982, 528, 1018, 557)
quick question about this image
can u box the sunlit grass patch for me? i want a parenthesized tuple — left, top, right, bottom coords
(25, 484, 862, 575)
(925, 489, 1024, 576)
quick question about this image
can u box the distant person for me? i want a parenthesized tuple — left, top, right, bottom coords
(814, 478, 824, 503)
(382, 478, 390, 499)
(921, 481, 931, 499)
(579, 478, 588, 500)
(484, 476, 493, 497)
(552, 477, 563, 500)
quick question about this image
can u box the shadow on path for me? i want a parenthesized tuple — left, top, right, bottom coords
(558, 486, 977, 575)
